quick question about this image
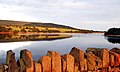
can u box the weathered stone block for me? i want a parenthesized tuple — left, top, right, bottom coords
(74, 63, 80, 72)
(38, 56, 51, 72)
(47, 51, 61, 72)
(62, 54, 74, 72)
(86, 48, 109, 68)
(0, 65, 4, 72)
(17, 59, 26, 72)
(86, 52, 96, 71)
(110, 48, 120, 54)
(69, 47, 85, 71)
(61, 58, 66, 72)
(109, 54, 115, 66)
(6, 50, 18, 72)
(20, 49, 34, 72)
(84, 59, 88, 71)
(34, 62, 42, 72)
(109, 51, 120, 67)
(102, 48, 109, 68)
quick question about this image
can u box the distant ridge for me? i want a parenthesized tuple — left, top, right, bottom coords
(0, 20, 78, 29)
(25, 22, 77, 29)
(0, 19, 103, 33)
(0, 20, 29, 25)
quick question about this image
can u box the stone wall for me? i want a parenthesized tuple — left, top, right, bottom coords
(0, 47, 120, 72)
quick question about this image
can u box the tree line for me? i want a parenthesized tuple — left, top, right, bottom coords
(105, 28, 120, 35)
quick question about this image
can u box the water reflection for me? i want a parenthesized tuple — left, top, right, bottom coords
(0, 33, 72, 63)
(106, 36, 120, 44)
(0, 34, 72, 42)
(0, 33, 120, 64)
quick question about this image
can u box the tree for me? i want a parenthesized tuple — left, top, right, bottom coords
(105, 28, 120, 35)
(7, 28, 12, 32)
(0, 26, 7, 32)
(21, 29, 26, 33)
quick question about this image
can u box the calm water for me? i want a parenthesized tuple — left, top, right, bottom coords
(0, 33, 120, 63)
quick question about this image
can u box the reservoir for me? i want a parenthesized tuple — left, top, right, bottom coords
(0, 33, 120, 63)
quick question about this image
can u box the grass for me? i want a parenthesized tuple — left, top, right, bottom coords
(0, 25, 81, 33)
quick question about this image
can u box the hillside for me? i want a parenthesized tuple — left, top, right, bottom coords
(0, 20, 29, 25)
(25, 23, 78, 29)
(0, 20, 102, 33)
(0, 20, 77, 29)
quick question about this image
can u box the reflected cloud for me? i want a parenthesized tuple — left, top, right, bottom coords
(0, 41, 32, 51)
(0, 41, 32, 63)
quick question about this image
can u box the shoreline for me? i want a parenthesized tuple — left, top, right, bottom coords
(0, 32, 104, 43)
(0, 32, 104, 35)
(104, 34, 120, 37)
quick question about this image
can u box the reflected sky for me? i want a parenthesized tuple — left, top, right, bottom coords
(0, 41, 32, 51)
(0, 33, 120, 63)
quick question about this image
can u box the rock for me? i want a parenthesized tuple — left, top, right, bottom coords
(109, 51, 120, 66)
(95, 57, 102, 69)
(101, 69, 108, 72)
(74, 63, 80, 72)
(101, 48, 109, 68)
(20, 49, 32, 68)
(89, 70, 93, 72)
(69, 47, 85, 71)
(86, 48, 100, 55)
(113, 67, 119, 72)
(86, 48, 109, 68)
(20, 49, 34, 72)
(34, 62, 42, 72)
(84, 59, 87, 71)
(108, 66, 112, 72)
(86, 51, 102, 71)
(6, 50, 18, 72)
(38, 56, 51, 72)
(62, 54, 74, 72)
(108, 66, 120, 72)
(86, 52, 96, 71)
(96, 70, 102, 72)
(17, 59, 26, 72)
(114, 54, 120, 66)
(110, 48, 120, 66)
(61, 58, 66, 72)
(110, 48, 120, 54)
(47, 51, 61, 72)
(109, 53, 115, 67)
(0, 65, 4, 72)
(4, 64, 8, 72)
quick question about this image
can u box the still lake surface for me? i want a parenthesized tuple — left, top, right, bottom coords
(0, 33, 120, 63)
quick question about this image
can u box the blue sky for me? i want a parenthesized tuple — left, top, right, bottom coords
(0, 0, 120, 31)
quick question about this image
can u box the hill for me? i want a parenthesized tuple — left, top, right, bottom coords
(25, 22, 78, 29)
(0, 20, 102, 33)
(0, 20, 28, 25)
(0, 20, 77, 29)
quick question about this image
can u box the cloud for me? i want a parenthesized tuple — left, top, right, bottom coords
(0, 0, 120, 30)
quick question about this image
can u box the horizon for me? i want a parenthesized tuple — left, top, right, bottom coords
(0, 0, 120, 31)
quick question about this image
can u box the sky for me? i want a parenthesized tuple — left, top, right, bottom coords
(0, 0, 120, 31)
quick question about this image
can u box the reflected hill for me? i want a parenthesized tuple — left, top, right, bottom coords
(106, 36, 120, 44)
(0, 34, 72, 42)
